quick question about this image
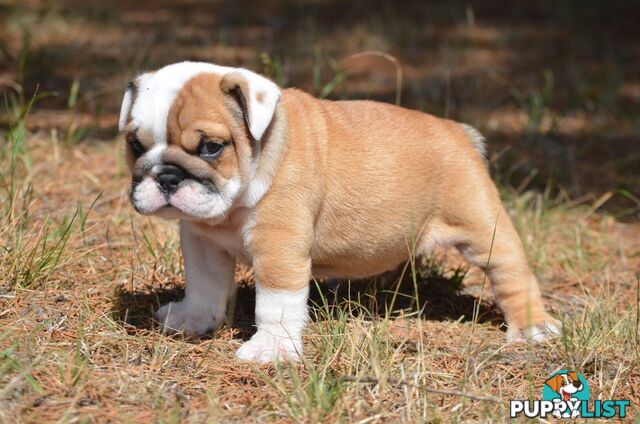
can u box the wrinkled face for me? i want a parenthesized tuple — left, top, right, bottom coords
(118, 62, 281, 221)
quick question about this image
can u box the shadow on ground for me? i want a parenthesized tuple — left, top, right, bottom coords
(112, 260, 504, 340)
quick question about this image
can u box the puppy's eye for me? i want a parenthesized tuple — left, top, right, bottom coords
(127, 134, 146, 158)
(198, 140, 225, 160)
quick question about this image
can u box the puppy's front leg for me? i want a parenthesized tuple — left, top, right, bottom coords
(156, 222, 235, 335)
(236, 254, 310, 363)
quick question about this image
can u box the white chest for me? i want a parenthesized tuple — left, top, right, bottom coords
(181, 211, 254, 265)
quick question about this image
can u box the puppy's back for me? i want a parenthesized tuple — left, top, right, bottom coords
(279, 90, 490, 278)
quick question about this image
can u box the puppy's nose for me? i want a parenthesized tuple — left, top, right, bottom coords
(572, 381, 582, 388)
(156, 165, 185, 194)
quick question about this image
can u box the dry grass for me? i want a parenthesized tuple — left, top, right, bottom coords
(1, 89, 638, 424)
(1, 1, 640, 422)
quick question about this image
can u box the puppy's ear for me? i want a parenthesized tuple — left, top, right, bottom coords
(568, 372, 579, 382)
(220, 69, 281, 141)
(119, 81, 135, 132)
(545, 374, 562, 392)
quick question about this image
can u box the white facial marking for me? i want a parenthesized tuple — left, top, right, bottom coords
(128, 62, 234, 145)
(145, 145, 166, 167)
(131, 171, 242, 220)
(121, 61, 284, 220)
(236, 285, 309, 363)
(167, 175, 241, 219)
(132, 177, 166, 214)
(122, 62, 280, 146)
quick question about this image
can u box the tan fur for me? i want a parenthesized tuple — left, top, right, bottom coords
(166, 74, 240, 181)
(128, 71, 557, 337)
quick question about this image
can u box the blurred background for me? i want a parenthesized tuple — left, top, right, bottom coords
(1, 3, 639, 420)
(1, 0, 639, 213)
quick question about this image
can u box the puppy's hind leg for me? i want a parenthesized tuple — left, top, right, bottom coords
(447, 206, 561, 343)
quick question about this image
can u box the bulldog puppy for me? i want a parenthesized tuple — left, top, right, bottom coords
(118, 61, 560, 363)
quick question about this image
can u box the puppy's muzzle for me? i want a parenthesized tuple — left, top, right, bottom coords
(156, 164, 186, 194)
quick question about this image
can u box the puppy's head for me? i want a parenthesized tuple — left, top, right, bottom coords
(118, 61, 281, 221)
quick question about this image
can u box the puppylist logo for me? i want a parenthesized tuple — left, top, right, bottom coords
(510, 370, 630, 419)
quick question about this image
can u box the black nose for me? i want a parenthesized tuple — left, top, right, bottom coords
(573, 381, 582, 388)
(156, 165, 185, 194)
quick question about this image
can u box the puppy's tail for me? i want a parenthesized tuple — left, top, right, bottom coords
(458, 123, 487, 162)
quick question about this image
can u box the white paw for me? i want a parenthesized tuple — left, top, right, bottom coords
(235, 330, 303, 364)
(155, 300, 222, 336)
(506, 319, 562, 343)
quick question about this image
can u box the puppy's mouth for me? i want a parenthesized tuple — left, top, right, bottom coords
(130, 162, 219, 209)
(560, 389, 571, 401)
(129, 170, 236, 221)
